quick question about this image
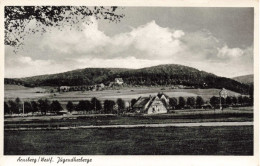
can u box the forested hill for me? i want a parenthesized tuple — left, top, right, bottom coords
(232, 74, 254, 85)
(5, 64, 250, 94)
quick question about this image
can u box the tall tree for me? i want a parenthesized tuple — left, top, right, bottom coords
(225, 96, 232, 106)
(243, 96, 250, 106)
(186, 97, 195, 108)
(91, 97, 102, 113)
(4, 102, 10, 115)
(238, 96, 244, 105)
(178, 97, 186, 108)
(196, 96, 204, 108)
(210, 96, 219, 109)
(8, 100, 19, 114)
(104, 100, 115, 114)
(66, 101, 74, 113)
(5, 6, 124, 49)
(15, 97, 21, 113)
(50, 100, 63, 114)
(169, 97, 177, 109)
(31, 101, 38, 115)
(116, 98, 125, 114)
(249, 84, 253, 105)
(24, 101, 32, 114)
(38, 99, 50, 115)
(77, 100, 91, 114)
(130, 99, 137, 109)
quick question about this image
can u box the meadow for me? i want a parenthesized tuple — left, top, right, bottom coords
(4, 85, 242, 104)
(4, 126, 253, 155)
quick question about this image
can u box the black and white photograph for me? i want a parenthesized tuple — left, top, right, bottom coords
(1, 1, 259, 164)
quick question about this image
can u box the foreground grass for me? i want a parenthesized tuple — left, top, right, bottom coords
(5, 126, 253, 155)
(4, 112, 253, 129)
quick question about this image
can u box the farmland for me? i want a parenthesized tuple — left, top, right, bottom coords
(4, 85, 242, 104)
(4, 85, 253, 156)
(4, 126, 253, 155)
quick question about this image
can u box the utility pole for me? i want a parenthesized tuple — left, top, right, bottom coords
(95, 99, 96, 113)
(219, 88, 228, 111)
(219, 91, 222, 111)
(23, 101, 24, 117)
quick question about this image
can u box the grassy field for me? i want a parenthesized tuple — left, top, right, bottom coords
(5, 85, 242, 104)
(4, 126, 253, 155)
(4, 106, 253, 129)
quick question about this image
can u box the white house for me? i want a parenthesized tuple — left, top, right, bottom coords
(133, 93, 169, 114)
(115, 78, 124, 85)
(60, 86, 70, 92)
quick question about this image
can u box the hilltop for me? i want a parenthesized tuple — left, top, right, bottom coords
(5, 64, 250, 94)
(232, 74, 253, 85)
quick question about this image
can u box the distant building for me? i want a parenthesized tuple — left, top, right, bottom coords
(115, 78, 124, 85)
(133, 93, 169, 114)
(60, 86, 70, 92)
(97, 83, 105, 90)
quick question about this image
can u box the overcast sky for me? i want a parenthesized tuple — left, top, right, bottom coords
(5, 7, 254, 78)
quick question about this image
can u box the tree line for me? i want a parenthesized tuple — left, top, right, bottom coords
(167, 95, 252, 110)
(4, 95, 253, 115)
(4, 97, 126, 115)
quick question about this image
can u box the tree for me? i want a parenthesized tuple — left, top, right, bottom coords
(238, 96, 244, 105)
(50, 100, 63, 114)
(66, 101, 74, 113)
(31, 101, 38, 115)
(169, 97, 177, 109)
(91, 97, 102, 113)
(225, 96, 232, 106)
(104, 100, 115, 114)
(130, 99, 137, 109)
(232, 96, 238, 105)
(249, 84, 253, 105)
(38, 99, 50, 115)
(8, 100, 19, 114)
(15, 97, 22, 113)
(186, 97, 195, 108)
(196, 96, 204, 108)
(24, 101, 32, 114)
(210, 96, 219, 109)
(4, 102, 10, 115)
(77, 100, 91, 114)
(178, 97, 186, 108)
(5, 6, 124, 48)
(243, 96, 250, 106)
(116, 98, 125, 114)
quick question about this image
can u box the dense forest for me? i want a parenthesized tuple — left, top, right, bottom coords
(5, 64, 251, 94)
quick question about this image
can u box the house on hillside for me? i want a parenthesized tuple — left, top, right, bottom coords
(115, 78, 124, 85)
(97, 83, 105, 90)
(60, 86, 70, 92)
(133, 93, 169, 114)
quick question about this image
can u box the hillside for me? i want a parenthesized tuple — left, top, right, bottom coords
(232, 74, 253, 85)
(5, 64, 250, 94)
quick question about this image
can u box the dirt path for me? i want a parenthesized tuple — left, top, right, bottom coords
(5, 121, 253, 131)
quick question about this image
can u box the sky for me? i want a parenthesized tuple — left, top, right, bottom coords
(5, 7, 254, 78)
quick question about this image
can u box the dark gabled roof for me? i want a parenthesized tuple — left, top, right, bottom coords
(160, 98, 169, 108)
(145, 96, 156, 110)
(157, 92, 169, 99)
(133, 97, 150, 108)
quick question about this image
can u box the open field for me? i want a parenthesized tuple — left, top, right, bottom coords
(4, 126, 253, 155)
(4, 85, 48, 99)
(5, 85, 242, 103)
(4, 107, 253, 130)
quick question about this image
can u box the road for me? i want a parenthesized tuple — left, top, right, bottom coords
(5, 121, 253, 131)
